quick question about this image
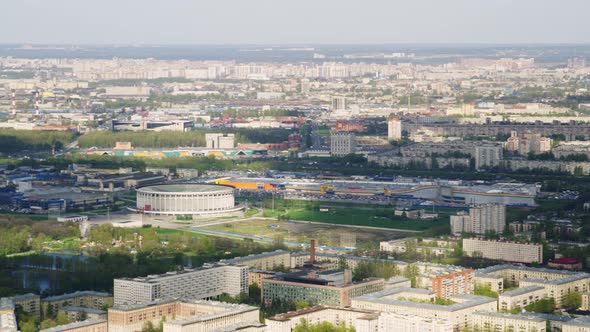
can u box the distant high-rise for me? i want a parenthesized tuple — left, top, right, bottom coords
(331, 95, 347, 111)
(205, 133, 235, 149)
(474, 145, 503, 170)
(450, 204, 506, 236)
(568, 56, 586, 69)
(387, 115, 402, 140)
(330, 132, 356, 156)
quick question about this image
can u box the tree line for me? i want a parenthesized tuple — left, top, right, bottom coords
(78, 128, 291, 148)
(0, 129, 76, 153)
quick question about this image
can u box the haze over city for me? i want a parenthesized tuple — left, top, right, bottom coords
(1, 2, 590, 332)
(2, 0, 590, 44)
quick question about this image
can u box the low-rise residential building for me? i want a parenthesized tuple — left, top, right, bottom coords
(265, 306, 453, 332)
(42, 291, 113, 317)
(471, 311, 547, 332)
(60, 306, 107, 323)
(498, 286, 546, 311)
(13, 293, 41, 317)
(218, 250, 291, 270)
(351, 288, 497, 331)
(262, 269, 384, 307)
(0, 298, 18, 332)
(108, 299, 261, 332)
(39, 318, 107, 332)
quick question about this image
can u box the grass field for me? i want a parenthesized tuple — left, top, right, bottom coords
(283, 207, 448, 230)
(204, 218, 407, 248)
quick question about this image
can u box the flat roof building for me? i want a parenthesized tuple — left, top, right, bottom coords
(262, 269, 384, 307)
(463, 238, 543, 263)
(113, 264, 248, 306)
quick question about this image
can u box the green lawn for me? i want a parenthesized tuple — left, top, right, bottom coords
(284, 207, 448, 230)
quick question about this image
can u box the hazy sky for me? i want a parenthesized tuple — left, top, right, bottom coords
(1, 0, 589, 44)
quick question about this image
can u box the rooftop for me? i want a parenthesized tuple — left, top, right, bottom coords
(39, 319, 106, 332)
(43, 291, 112, 302)
(138, 184, 232, 194)
(353, 288, 496, 312)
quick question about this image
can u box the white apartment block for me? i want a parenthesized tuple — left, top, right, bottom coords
(463, 238, 543, 263)
(519, 275, 590, 309)
(218, 250, 291, 270)
(205, 133, 235, 149)
(474, 145, 503, 170)
(476, 265, 590, 308)
(113, 264, 248, 306)
(450, 204, 506, 236)
(330, 132, 356, 156)
(351, 288, 496, 331)
(563, 316, 590, 332)
(265, 306, 453, 332)
(498, 286, 546, 311)
(471, 311, 547, 332)
(108, 300, 261, 332)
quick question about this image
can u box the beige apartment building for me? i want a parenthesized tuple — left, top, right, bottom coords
(39, 319, 107, 332)
(498, 286, 546, 311)
(351, 288, 497, 331)
(462, 238, 542, 263)
(108, 300, 261, 332)
(41, 292, 113, 318)
(471, 311, 547, 332)
(450, 204, 506, 236)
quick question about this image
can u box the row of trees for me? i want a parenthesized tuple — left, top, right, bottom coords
(0, 216, 80, 256)
(78, 128, 291, 148)
(0, 129, 76, 153)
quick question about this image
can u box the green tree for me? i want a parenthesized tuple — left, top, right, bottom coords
(56, 312, 69, 325)
(294, 319, 356, 332)
(563, 292, 582, 310)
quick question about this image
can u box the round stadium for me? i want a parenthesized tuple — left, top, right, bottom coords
(135, 184, 240, 215)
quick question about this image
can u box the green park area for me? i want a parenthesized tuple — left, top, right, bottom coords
(203, 218, 406, 248)
(245, 198, 458, 233)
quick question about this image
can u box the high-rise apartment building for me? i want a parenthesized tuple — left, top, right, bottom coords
(474, 145, 503, 170)
(113, 264, 248, 306)
(205, 133, 235, 149)
(450, 204, 506, 236)
(330, 132, 356, 156)
(387, 115, 402, 141)
(331, 95, 347, 111)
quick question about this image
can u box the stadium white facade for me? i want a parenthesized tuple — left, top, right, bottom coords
(136, 184, 239, 215)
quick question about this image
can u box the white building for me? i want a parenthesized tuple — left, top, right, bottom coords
(387, 115, 402, 141)
(205, 133, 235, 149)
(450, 204, 506, 236)
(330, 132, 356, 156)
(463, 238, 543, 264)
(471, 311, 547, 332)
(351, 288, 497, 331)
(265, 306, 453, 332)
(498, 286, 546, 311)
(474, 145, 503, 170)
(113, 264, 248, 306)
